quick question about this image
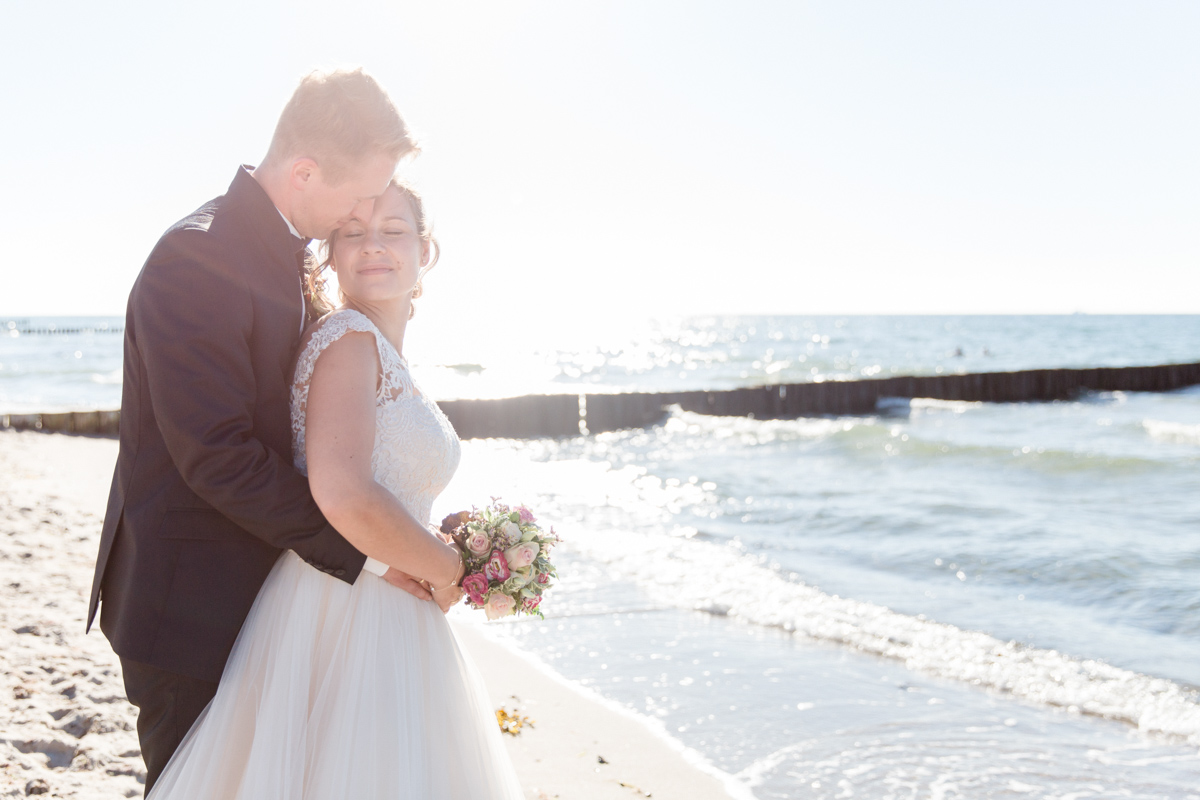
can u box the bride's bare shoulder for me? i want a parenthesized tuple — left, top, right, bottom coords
(304, 314, 382, 396)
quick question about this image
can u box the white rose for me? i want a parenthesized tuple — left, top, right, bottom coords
(501, 521, 522, 545)
(485, 593, 516, 620)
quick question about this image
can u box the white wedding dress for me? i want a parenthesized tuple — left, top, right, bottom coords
(148, 309, 524, 799)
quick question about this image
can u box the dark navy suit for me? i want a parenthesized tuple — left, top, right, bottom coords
(89, 167, 366, 790)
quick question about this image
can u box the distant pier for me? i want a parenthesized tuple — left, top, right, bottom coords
(5, 361, 1199, 439)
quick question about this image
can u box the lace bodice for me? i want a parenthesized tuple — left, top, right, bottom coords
(291, 309, 461, 526)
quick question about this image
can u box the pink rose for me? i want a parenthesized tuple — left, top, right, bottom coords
(484, 550, 511, 582)
(516, 505, 536, 523)
(485, 593, 516, 620)
(461, 573, 489, 606)
(536, 572, 550, 585)
(522, 595, 542, 613)
(464, 530, 491, 557)
(504, 542, 540, 570)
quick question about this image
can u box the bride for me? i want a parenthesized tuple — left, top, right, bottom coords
(147, 179, 525, 799)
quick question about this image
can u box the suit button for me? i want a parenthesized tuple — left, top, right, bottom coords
(334, 569, 346, 577)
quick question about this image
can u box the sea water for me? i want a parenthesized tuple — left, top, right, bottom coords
(5, 314, 1200, 797)
(8, 314, 1200, 409)
(441, 387, 1200, 798)
(0, 317, 123, 413)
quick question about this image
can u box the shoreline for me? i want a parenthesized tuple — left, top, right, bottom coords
(452, 620, 752, 800)
(0, 429, 738, 799)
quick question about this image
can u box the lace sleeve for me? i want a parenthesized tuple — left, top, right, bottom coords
(290, 309, 386, 475)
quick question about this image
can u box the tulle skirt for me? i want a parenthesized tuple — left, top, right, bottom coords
(147, 551, 524, 799)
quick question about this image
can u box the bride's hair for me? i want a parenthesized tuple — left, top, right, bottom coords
(307, 179, 441, 319)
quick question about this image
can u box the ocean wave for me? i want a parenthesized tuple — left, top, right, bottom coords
(565, 528, 1200, 745)
(657, 408, 865, 445)
(633, 408, 1168, 474)
(899, 436, 1167, 475)
(734, 729, 1200, 799)
(1144, 420, 1200, 446)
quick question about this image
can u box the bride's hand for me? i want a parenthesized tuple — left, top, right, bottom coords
(381, 567, 433, 601)
(431, 582, 463, 614)
(430, 542, 465, 614)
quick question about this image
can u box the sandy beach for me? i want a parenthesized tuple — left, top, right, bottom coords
(0, 429, 736, 800)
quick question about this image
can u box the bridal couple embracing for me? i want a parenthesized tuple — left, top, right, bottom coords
(88, 68, 524, 798)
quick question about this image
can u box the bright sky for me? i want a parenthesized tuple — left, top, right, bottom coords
(2, 1, 1198, 321)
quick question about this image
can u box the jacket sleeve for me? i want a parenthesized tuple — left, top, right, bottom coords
(132, 228, 366, 582)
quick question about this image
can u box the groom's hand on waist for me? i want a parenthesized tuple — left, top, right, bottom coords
(382, 567, 433, 601)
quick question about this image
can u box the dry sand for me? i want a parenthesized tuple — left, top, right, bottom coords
(0, 430, 736, 799)
(0, 431, 142, 799)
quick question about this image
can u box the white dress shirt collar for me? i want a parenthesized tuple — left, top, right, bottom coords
(276, 207, 301, 240)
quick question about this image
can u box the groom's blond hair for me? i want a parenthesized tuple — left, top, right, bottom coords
(264, 68, 417, 184)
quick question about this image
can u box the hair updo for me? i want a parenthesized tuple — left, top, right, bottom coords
(306, 178, 440, 319)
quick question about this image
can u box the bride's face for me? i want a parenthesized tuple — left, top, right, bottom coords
(330, 186, 428, 308)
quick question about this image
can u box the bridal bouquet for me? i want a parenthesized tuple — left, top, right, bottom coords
(440, 500, 559, 620)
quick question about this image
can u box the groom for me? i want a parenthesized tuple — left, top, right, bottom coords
(88, 68, 426, 792)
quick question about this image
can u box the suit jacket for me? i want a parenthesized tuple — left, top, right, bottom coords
(89, 166, 367, 683)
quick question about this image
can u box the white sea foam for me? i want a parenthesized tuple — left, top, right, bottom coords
(735, 739, 815, 790)
(905, 397, 985, 413)
(1144, 419, 1200, 446)
(565, 526, 1200, 745)
(876, 396, 984, 415)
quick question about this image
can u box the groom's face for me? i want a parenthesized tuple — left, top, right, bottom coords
(295, 153, 397, 240)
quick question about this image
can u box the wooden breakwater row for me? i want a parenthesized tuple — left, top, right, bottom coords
(440, 361, 1200, 438)
(1, 410, 123, 435)
(4, 361, 1200, 439)
(3, 324, 123, 335)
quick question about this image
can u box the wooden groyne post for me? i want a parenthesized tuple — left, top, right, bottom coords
(0, 410, 122, 435)
(4, 362, 1199, 439)
(436, 395, 581, 439)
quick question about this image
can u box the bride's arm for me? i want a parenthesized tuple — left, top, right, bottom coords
(304, 331, 462, 594)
